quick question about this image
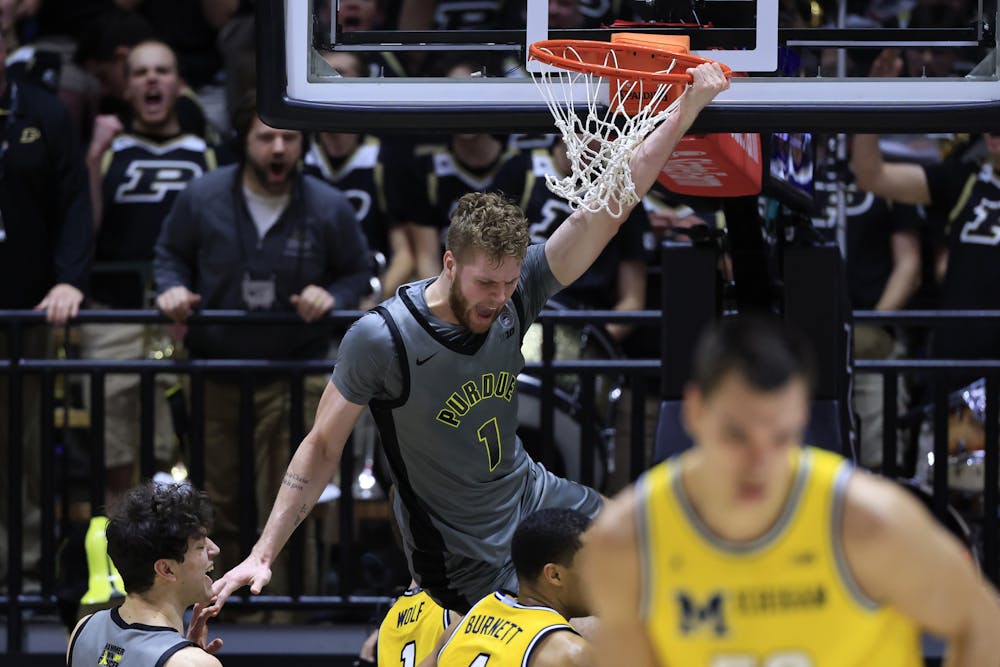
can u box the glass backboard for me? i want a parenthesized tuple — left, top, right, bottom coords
(257, 0, 1000, 132)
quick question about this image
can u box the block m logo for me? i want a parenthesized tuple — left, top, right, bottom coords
(677, 591, 728, 637)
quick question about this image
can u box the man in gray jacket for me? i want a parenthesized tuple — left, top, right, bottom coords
(153, 94, 371, 594)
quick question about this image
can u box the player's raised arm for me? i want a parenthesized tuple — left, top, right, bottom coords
(544, 62, 729, 287)
(209, 381, 365, 610)
(842, 472, 1000, 667)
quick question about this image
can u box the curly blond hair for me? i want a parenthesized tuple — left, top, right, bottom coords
(446, 192, 530, 263)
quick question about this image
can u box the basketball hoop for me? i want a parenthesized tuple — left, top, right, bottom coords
(528, 38, 731, 216)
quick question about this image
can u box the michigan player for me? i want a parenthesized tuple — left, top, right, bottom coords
(211, 62, 729, 614)
(430, 509, 592, 667)
(67, 482, 222, 667)
(583, 316, 1000, 667)
(378, 582, 454, 667)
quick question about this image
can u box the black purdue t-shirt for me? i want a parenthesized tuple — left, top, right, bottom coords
(923, 156, 1000, 360)
(93, 132, 217, 307)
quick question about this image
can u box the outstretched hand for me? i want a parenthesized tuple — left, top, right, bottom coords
(187, 599, 224, 654)
(207, 553, 272, 614)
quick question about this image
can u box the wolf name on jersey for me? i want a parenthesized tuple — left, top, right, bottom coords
(437, 592, 577, 667)
(377, 587, 451, 667)
(303, 135, 394, 257)
(95, 132, 217, 306)
(636, 447, 922, 667)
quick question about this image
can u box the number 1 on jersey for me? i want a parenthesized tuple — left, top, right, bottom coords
(401, 640, 415, 667)
(469, 653, 490, 667)
(477, 418, 502, 471)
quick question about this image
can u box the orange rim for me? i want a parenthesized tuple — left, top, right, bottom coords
(528, 39, 731, 86)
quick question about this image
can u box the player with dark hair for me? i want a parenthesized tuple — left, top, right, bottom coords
(583, 316, 1000, 667)
(211, 62, 729, 614)
(429, 508, 593, 667)
(66, 481, 222, 667)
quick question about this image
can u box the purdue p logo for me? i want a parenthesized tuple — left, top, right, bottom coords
(677, 591, 728, 637)
(115, 160, 204, 203)
(98, 642, 125, 665)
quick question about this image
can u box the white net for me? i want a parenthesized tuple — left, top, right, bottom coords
(530, 45, 688, 218)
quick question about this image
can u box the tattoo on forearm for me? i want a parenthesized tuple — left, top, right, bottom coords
(282, 472, 310, 491)
(295, 504, 309, 526)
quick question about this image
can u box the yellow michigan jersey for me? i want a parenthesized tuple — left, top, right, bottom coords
(377, 588, 450, 667)
(438, 591, 577, 667)
(637, 446, 923, 667)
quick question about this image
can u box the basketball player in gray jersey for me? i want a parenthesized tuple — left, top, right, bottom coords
(211, 62, 729, 613)
(67, 481, 223, 667)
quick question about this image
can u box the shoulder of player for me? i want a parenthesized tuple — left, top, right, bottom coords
(66, 612, 95, 661)
(840, 468, 918, 545)
(838, 468, 939, 587)
(585, 486, 638, 550)
(164, 645, 222, 667)
(68, 612, 93, 642)
(528, 628, 592, 667)
(344, 308, 394, 343)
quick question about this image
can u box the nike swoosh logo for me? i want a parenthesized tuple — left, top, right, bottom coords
(415, 353, 438, 366)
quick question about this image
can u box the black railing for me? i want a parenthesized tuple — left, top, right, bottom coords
(2, 308, 1000, 656)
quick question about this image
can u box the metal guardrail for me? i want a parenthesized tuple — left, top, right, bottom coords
(2, 308, 999, 655)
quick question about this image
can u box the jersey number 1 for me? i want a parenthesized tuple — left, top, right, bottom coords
(477, 418, 502, 471)
(401, 641, 416, 667)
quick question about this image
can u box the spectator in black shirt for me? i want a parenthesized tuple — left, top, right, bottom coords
(852, 58, 1000, 390)
(80, 40, 220, 502)
(0, 28, 93, 588)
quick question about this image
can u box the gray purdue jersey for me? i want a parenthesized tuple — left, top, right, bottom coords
(68, 607, 196, 667)
(336, 246, 602, 611)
